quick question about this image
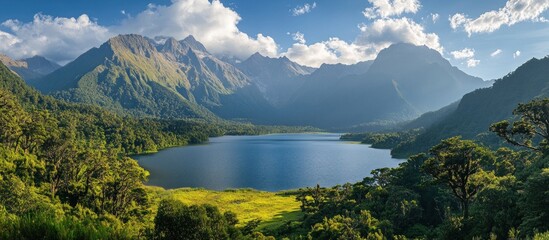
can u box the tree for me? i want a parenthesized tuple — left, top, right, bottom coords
(519, 167, 549, 236)
(423, 137, 495, 219)
(0, 89, 29, 149)
(490, 98, 549, 153)
(154, 199, 239, 240)
(308, 211, 384, 240)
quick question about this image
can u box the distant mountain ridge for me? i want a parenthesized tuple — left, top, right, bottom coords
(392, 56, 549, 157)
(0, 54, 60, 81)
(279, 43, 491, 129)
(236, 52, 315, 106)
(29, 35, 491, 129)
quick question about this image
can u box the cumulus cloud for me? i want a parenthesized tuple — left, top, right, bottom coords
(356, 17, 442, 53)
(0, 0, 442, 69)
(116, 0, 278, 59)
(450, 48, 475, 59)
(291, 2, 317, 16)
(466, 58, 480, 67)
(283, 17, 442, 68)
(0, 14, 110, 63)
(513, 50, 521, 58)
(363, 0, 421, 19)
(0, 0, 279, 63)
(450, 0, 549, 36)
(491, 49, 502, 57)
(449, 13, 468, 30)
(449, 47, 479, 67)
(284, 38, 372, 68)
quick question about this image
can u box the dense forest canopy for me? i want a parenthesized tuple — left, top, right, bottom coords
(0, 47, 548, 239)
(0, 61, 308, 239)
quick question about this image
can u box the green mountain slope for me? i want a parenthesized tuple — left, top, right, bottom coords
(393, 56, 549, 157)
(33, 34, 270, 120)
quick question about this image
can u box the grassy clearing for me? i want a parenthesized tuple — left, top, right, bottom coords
(148, 187, 303, 230)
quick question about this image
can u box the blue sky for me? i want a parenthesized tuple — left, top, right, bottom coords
(1, 0, 548, 80)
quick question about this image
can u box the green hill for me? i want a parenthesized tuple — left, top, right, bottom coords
(33, 34, 273, 120)
(393, 56, 549, 157)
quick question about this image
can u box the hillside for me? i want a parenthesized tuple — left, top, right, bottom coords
(393, 56, 549, 157)
(33, 34, 272, 120)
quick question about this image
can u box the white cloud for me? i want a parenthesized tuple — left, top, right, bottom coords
(117, 0, 278, 59)
(291, 2, 317, 16)
(431, 13, 440, 23)
(363, 0, 421, 19)
(291, 32, 306, 44)
(356, 17, 443, 53)
(490, 49, 502, 57)
(283, 38, 372, 68)
(466, 58, 480, 67)
(450, 0, 549, 36)
(450, 48, 475, 59)
(449, 13, 469, 30)
(0, 0, 279, 63)
(513, 50, 521, 58)
(283, 17, 443, 68)
(0, 0, 442, 69)
(0, 14, 110, 63)
(449, 47, 479, 67)
(0, 30, 20, 47)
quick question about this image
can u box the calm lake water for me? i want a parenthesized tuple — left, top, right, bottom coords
(135, 133, 403, 191)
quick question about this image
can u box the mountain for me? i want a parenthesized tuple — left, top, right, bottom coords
(0, 54, 60, 81)
(310, 61, 373, 80)
(366, 43, 490, 112)
(33, 34, 272, 120)
(392, 56, 549, 157)
(279, 43, 490, 129)
(236, 53, 315, 106)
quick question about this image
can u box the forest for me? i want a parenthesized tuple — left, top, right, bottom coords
(0, 57, 548, 239)
(290, 99, 549, 239)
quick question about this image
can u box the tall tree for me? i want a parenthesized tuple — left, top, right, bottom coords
(423, 137, 495, 219)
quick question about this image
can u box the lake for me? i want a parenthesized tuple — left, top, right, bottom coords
(135, 133, 403, 191)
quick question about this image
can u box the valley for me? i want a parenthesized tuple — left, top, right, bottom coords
(0, 2, 548, 238)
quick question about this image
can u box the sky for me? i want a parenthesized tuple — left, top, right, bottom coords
(1, 0, 549, 80)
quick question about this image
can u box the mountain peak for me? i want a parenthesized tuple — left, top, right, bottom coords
(250, 52, 263, 58)
(380, 43, 442, 61)
(279, 55, 291, 62)
(369, 42, 448, 76)
(184, 35, 197, 42)
(181, 35, 208, 52)
(24, 55, 60, 67)
(105, 34, 157, 56)
(161, 37, 183, 52)
(107, 34, 155, 47)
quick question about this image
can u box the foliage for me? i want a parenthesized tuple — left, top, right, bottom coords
(340, 129, 421, 151)
(154, 199, 241, 240)
(490, 98, 549, 152)
(290, 98, 549, 239)
(392, 57, 549, 157)
(2, 56, 549, 239)
(423, 137, 495, 219)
